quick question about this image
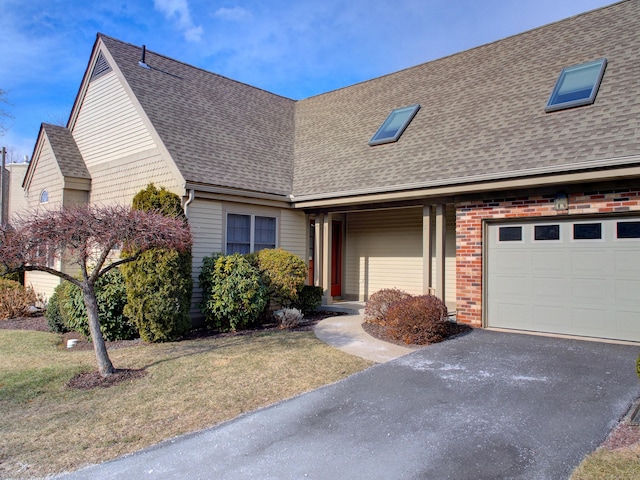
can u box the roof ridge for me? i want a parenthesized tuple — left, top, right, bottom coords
(300, 0, 626, 101)
(97, 33, 295, 102)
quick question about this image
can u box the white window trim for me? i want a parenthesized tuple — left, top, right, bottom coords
(225, 212, 278, 254)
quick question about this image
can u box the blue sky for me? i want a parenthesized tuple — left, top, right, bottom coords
(0, 0, 615, 161)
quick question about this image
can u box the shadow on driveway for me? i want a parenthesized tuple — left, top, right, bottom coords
(58, 329, 640, 480)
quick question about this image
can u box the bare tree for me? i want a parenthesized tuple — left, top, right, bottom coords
(0, 89, 12, 137)
(0, 204, 192, 376)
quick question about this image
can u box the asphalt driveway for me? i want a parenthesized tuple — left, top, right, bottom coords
(58, 330, 640, 480)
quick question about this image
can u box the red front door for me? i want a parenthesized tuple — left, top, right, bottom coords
(331, 221, 342, 297)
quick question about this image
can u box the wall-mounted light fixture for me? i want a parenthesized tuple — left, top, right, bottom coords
(553, 192, 569, 211)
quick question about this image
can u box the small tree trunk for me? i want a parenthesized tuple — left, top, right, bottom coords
(83, 285, 115, 377)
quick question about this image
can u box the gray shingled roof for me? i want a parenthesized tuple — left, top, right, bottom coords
(100, 35, 295, 197)
(42, 123, 90, 180)
(292, 0, 640, 198)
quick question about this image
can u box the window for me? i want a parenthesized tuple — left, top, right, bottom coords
(545, 58, 607, 112)
(573, 223, 602, 240)
(499, 226, 522, 242)
(226, 213, 276, 254)
(617, 221, 640, 239)
(534, 224, 560, 241)
(369, 104, 420, 146)
(40, 190, 49, 203)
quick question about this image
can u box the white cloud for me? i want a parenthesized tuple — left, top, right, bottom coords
(154, 0, 203, 42)
(214, 6, 251, 22)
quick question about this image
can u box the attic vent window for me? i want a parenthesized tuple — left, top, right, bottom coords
(545, 58, 607, 112)
(90, 52, 112, 82)
(369, 104, 420, 146)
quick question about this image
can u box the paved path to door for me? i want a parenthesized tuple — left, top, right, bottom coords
(58, 330, 640, 480)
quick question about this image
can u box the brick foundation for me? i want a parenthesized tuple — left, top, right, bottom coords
(455, 188, 640, 327)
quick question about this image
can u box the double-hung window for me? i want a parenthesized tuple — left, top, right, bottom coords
(226, 213, 276, 254)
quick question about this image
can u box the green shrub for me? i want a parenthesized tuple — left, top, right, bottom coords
(385, 295, 448, 345)
(364, 288, 412, 325)
(122, 183, 193, 342)
(45, 283, 69, 333)
(292, 285, 323, 314)
(199, 252, 224, 315)
(256, 248, 307, 308)
(200, 253, 268, 332)
(0, 279, 38, 320)
(121, 248, 192, 342)
(62, 269, 137, 341)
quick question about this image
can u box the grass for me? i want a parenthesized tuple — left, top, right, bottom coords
(0, 327, 372, 478)
(570, 446, 640, 480)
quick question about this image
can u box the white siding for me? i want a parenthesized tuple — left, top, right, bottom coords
(279, 208, 306, 260)
(72, 72, 157, 169)
(24, 272, 60, 303)
(345, 208, 424, 300)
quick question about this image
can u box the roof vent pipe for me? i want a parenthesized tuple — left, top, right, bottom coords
(138, 45, 150, 69)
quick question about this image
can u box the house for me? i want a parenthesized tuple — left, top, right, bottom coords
(21, 0, 640, 342)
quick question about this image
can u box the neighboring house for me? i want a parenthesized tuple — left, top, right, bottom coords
(21, 0, 640, 342)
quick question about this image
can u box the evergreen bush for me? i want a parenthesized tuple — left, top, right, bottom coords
(122, 183, 193, 342)
(201, 253, 268, 331)
(62, 269, 137, 341)
(256, 248, 307, 308)
(292, 285, 323, 314)
(45, 283, 69, 333)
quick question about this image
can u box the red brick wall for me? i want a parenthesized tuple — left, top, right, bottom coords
(455, 188, 640, 327)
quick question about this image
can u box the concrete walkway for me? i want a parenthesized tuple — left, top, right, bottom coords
(314, 303, 414, 363)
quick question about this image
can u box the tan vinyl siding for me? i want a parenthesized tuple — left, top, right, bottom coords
(62, 189, 89, 207)
(345, 208, 424, 300)
(72, 71, 157, 169)
(24, 272, 60, 303)
(430, 204, 457, 306)
(187, 199, 224, 313)
(88, 151, 181, 206)
(279, 208, 306, 260)
(7, 164, 29, 219)
(26, 141, 64, 209)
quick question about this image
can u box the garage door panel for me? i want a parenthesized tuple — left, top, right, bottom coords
(615, 250, 640, 275)
(532, 305, 568, 328)
(616, 310, 640, 342)
(571, 278, 607, 301)
(532, 250, 566, 273)
(572, 307, 608, 334)
(487, 218, 640, 342)
(532, 277, 566, 302)
(494, 275, 529, 300)
(495, 303, 530, 329)
(570, 250, 607, 275)
(615, 279, 640, 303)
(495, 251, 529, 271)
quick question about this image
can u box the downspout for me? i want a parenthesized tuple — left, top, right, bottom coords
(184, 189, 195, 219)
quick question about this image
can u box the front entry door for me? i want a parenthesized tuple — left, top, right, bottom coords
(331, 221, 342, 297)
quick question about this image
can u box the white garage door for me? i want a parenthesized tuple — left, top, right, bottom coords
(487, 217, 640, 342)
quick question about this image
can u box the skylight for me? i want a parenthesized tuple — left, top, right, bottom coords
(545, 58, 607, 112)
(369, 104, 420, 146)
